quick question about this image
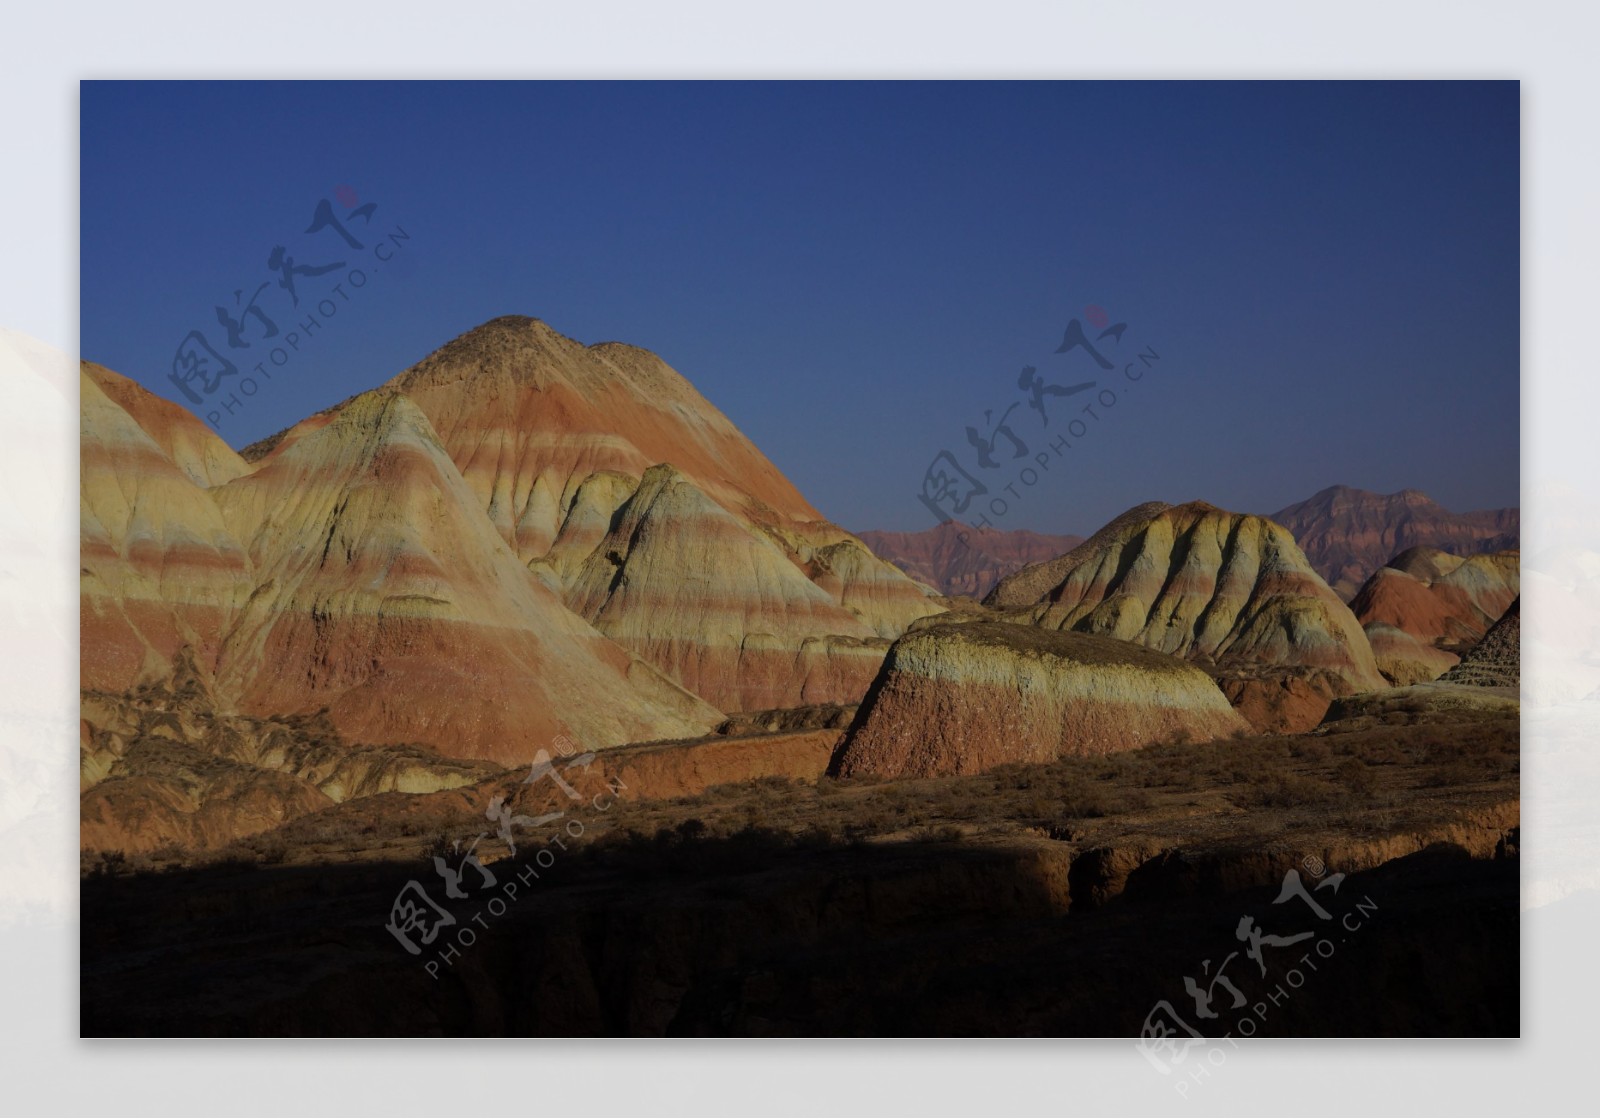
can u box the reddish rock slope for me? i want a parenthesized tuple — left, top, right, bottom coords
(1350, 547, 1520, 685)
(80, 365, 254, 692)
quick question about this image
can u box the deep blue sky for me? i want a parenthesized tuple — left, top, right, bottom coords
(81, 81, 1519, 534)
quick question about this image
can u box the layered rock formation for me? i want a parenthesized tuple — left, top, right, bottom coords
(561, 463, 891, 711)
(80, 364, 253, 692)
(82, 316, 940, 783)
(240, 317, 938, 711)
(211, 392, 723, 762)
(1350, 547, 1520, 685)
(830, 621, 1247, 779)
(984, 501, 1386, 730)
(1440, 598, 1520, 688)
(1269, 485, 1518, 600)
(856, 523, 1084, 598)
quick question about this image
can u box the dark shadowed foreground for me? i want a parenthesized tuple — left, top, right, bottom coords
(81, 705, 1518, 1037)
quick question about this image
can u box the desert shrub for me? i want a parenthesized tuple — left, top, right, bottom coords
(421, 833, 455, 861)
(1335, 757, 1378, 797)
(85, 850, 128, 878)
(795, 822, 840, 848)
(208, 851, 260, 873)
(251, 836, 289, 865)
(1232, 769, 1340, 809)
(1421, 760, 1481, 788)
(1060, 791, 1116, 819)
(1116, 788, 1156, 813)
(1291, 739, 1332, 762)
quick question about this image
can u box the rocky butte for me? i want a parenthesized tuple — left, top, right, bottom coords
(830, 620, 1248, 779)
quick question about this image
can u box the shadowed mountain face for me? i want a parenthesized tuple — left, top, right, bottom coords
(986, 501, 1386, 731)
(79, 317, 940, 769)
(1269, 485, 1519, 601)
(1350, 547, 1520, 685)
(856, 523, 1085, 599)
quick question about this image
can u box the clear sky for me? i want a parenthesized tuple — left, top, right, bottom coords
(80, 80, 1520, 535)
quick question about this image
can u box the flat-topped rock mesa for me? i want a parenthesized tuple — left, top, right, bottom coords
(984, 500, 1385, 730)
(856, 522, 1085, 599)
(829, 620, 1248, 779)
(1440, 597, 1520, 688)
(1351, 547, 1520, 685)
(1269, 485, 1518, 601)
(242, 316, 939, 710)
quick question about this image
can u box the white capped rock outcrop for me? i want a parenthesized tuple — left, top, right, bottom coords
(830, 621, 1248, 779)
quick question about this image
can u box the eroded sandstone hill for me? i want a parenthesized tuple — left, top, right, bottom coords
(1350, 547, 1520, 685)
(210, 391, 723, 761)
(81, 318, 940, 768)
(1269, 485, 1518, 601)
(830, 621, 1248, 779)
(241, 317, 939, 712)
(985, 501, 1386, 731)
(856, 523, 1085, 598)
